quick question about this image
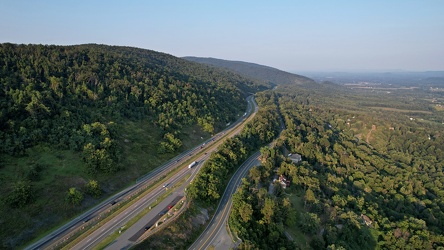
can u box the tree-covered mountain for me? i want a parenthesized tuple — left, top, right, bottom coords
(0, 43, 271, 156)
(0, 43, 269, 248)
(183, 56, 315, 86)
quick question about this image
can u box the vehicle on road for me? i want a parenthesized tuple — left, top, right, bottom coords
(163, 183, 169, 188)
(188, 161, 198, 169)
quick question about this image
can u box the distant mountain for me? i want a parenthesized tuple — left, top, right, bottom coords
(303, 71, 444, 87)
(183, 57, 315, 86)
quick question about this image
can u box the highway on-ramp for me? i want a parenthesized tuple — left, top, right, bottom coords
(188, 152, 262, 250)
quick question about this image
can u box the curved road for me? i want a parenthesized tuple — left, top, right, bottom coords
(188, 152, 261, 250)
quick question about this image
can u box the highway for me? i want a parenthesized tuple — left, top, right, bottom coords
(72, 158, 204, 250)
(25, 96, 256, 250)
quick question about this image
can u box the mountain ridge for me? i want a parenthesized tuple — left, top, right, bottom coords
(183, 56, 315, 86)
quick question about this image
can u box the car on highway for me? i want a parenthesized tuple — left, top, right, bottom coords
(163, 183, 169, 188)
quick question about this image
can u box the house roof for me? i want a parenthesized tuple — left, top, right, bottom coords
(361, 214, 372, 225)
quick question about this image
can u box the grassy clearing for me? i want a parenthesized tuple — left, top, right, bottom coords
(286, 192, 311, 249)
(0, 146, 89, 248)
(112, 120, 209, 185)
(1, 118, 211, 249)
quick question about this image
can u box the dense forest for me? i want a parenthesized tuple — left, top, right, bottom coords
(0, 43, 268, 156)
(229, 85, 444, 249)
(0, 43, 268, 248)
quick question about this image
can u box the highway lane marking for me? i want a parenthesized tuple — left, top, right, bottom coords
(199, 192, 231, 249)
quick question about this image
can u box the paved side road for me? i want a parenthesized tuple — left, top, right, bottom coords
(188, 153, 261, 250)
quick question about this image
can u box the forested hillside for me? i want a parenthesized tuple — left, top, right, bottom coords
(0, 43, 268, 156)
(183, 56, 315, 85)
(0, 43, 267, 248)
(230, 85, 444, 249)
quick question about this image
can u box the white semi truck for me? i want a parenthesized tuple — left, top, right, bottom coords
(188, 161, 197, 168)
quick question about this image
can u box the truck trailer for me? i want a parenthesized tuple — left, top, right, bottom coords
(188, 161, 197, 168)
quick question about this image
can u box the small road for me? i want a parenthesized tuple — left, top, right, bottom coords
(188, 152, 262, 250)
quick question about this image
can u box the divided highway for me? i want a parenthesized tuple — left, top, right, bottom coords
(25, 96, 257, 250)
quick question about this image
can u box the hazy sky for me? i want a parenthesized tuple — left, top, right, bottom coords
(1, 0, 443, 72)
